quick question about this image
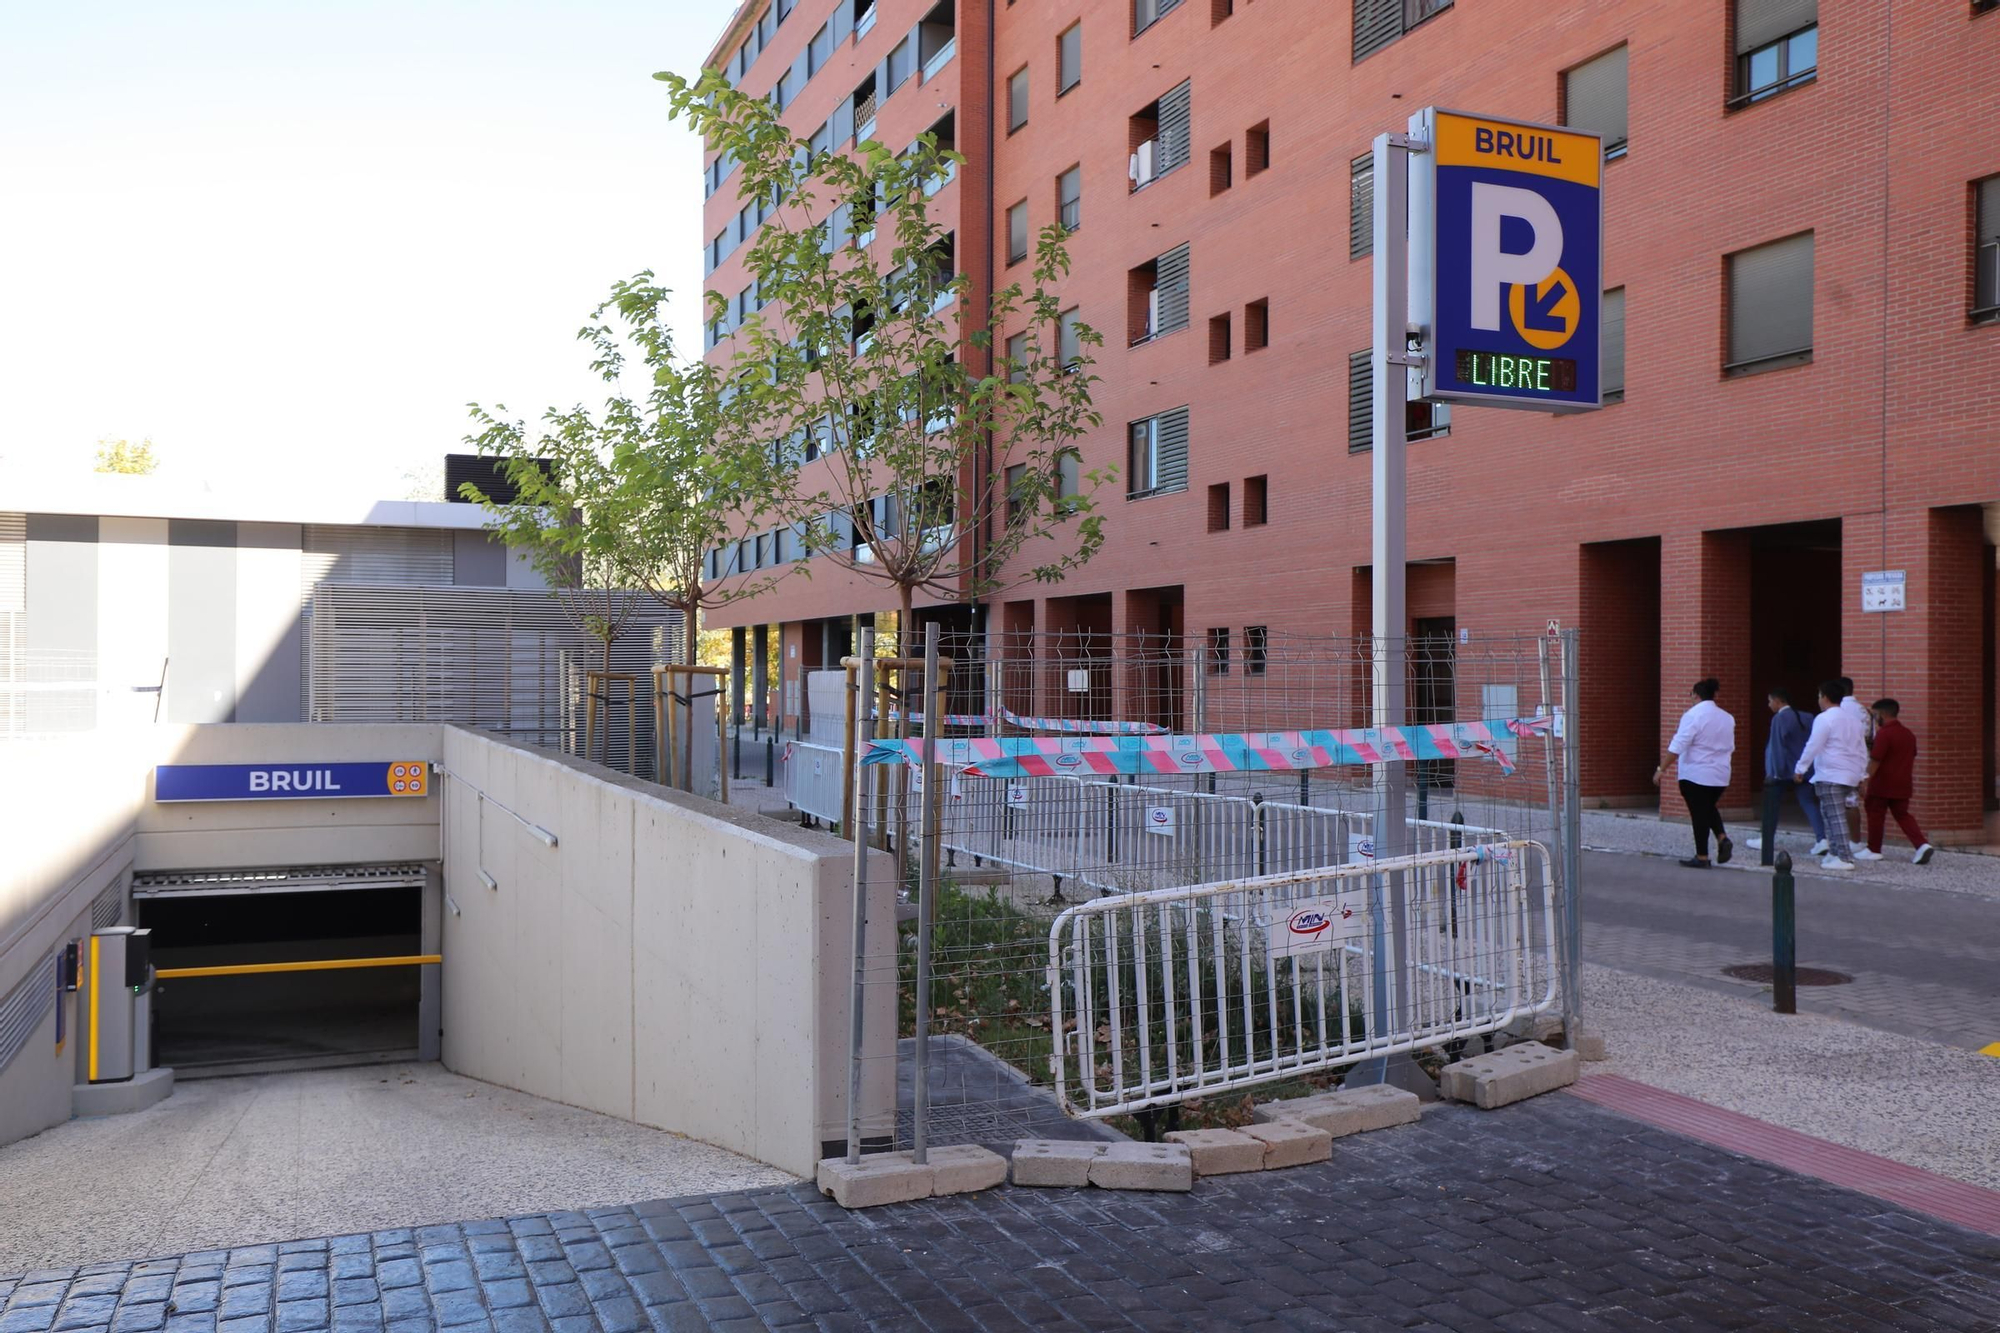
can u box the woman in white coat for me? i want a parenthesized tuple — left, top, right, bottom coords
(1655, 677, 1736, 868)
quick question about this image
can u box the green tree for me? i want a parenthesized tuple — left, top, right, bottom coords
(94, 438, 158, 474)
(656, 69, 1108, 654)
(462, 275, 786, 738)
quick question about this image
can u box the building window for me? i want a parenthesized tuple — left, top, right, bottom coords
(918, 0, 956, 77)
(1058, 306, 1083, 369)
(1058, 23, 1082, 93)
(1057, 449, 1081, 505)
(1353, 0, 1452, 63)
(1732, 2, 1816, 106)
(1245, 625, 1268, 675)
(854, 0, 877, 37)
(1349, 153, 1373, 259)
(809, 22, 832, 73)
(1973, 175, 2000, 323)
(1058, 164, 1082, 231)
(1127, 406, 1190, 498)
(853, 71, 879, 141)
(1007, 200, 1029, 265)
(1563, 45, 1627, 158)
(1129, 243, 1190, 345)
(1726, 231, 1813, 375)
(1244, 298, 1269, 352)
(1245, 121, 1270, 177)
(1207, 482, 1230, 532)
(1208, 312, 1231, 364)
(1134, 0, 1185, 37)
(1602, 287, 1627, 399)
(1128, 81, 1191, 190)
(1005, 463, 1030, 527)
(1242, 474, 1267, 527)
(1206, 627, 1230, 674)
(1008, 68, 1029, 132)
(1212, 0, 1233, 24)
(1349, 348, 1448, 449)
(1006, 331, 1029, 383)
(1210, 142, 1232, 196)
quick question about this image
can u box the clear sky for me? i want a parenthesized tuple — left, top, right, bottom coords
(0, 0, 734, 501)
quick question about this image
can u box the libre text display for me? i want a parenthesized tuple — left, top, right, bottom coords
(1418, 109, 1603, 413)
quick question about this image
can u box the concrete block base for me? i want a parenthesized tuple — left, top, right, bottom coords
(1256, 1084, 1420, 1138)
(1163, 1128, 1266, 1177)
(928, 1144, 1007, 1196)
(1570, 1027, 1609, 1062)
(1441, 1044, 1580, 1109)
(816, 1153, 933, 1208)
(72, 1067, 174, 1118)
(1011, 1140, 1105, 1187)
(1241, 1119, 1332, 1168)
(1087, 1142, 1193, 1192)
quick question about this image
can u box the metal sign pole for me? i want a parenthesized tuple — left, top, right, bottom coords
(1561, 628, 1585, 1046)
(912, 621, 942, 1165)
(844, 629, 876, 1166)
(1356, 119, 1435, 1097)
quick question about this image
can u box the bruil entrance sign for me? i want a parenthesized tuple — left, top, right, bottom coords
(1414, 108, 1604, 412)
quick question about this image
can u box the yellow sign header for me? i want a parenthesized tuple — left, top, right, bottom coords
(1434, 112, 1600, 188)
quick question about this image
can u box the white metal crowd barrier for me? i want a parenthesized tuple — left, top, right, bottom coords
(782, 740, 846, 826)
(1046, 839, 1557, 1118)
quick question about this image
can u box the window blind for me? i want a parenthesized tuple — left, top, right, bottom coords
(1564, 46, 1627, 151)
(1735, 0, 1816, 54)
(1728, 232, 1814, 367)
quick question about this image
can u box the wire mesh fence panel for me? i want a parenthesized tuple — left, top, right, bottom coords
(831, 628, 1581, 1155)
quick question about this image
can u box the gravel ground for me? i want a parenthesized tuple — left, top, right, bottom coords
(0, 1062, 796, 1277)
(1582, 961, 2000, 1191)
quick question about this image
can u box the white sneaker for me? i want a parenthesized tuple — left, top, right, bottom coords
(1810, 840, 1829, 856)
(1819, 856, 1855, 871)
(1851, 849, 1884, 861)
(1914, 843, 1935, 865)
(1746, 836, 1764, 850)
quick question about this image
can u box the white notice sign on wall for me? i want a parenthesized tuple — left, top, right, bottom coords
(1861, 570, 1906, 613)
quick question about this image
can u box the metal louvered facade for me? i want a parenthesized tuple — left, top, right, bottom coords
(0, 954, 56, 1076)
(1155, 81, 1191, 178)
(1350, 155, 1373, 259)
(307, 583, 682, 780)
(1153, 244, 1190, 339)
(1348, 350, 1373, 452)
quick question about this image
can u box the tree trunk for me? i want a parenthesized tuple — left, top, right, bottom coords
(897, 581, 914, 658)
(682, 600, 698, 793)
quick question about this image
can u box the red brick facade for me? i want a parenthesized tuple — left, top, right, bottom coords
(701, 0, 2000, 839)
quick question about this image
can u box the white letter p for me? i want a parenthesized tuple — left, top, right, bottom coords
(1470, 183, 1563, 331)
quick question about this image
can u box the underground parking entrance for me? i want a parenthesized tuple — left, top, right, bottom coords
(133, 863, 441, 1078)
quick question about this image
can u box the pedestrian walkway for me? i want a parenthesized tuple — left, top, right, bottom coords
(4, 1095, 1994, 1331)
(1583, 808, 2000, 903)
(1578, 849, 2000, 1050)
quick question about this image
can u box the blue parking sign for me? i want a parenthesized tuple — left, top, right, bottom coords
(1416, 109, 1603, 412)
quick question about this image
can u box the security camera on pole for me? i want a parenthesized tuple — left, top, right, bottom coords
(1355, 106, 1601, 1096)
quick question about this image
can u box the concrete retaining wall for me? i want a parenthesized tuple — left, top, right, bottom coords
(437, 727, 894, 1177)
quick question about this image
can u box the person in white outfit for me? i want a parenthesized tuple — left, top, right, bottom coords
(1656, 677, 1735, 868)
(1795, 679, 1869, 870)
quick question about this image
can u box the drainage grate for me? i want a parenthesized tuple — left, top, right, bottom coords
(1722, 963, 1852, 987)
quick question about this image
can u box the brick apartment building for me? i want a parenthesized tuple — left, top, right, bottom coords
(697, 0, 2000, 841)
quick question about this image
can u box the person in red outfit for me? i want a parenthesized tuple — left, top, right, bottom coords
(1855, 699, 1935, 865)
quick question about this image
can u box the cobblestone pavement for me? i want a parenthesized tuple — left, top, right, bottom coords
(6, 1097, 1997, 1332)
(1580, 850, 2000, 1050)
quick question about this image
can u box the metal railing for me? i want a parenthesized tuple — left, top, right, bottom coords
(783, 738, 846, 824)
(1048, 840, 1557, 1118)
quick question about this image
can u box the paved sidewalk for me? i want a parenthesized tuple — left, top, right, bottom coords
(1579, 850, 2000, 1050)
(5, 1095, 1995, 1331)
(1583, 808, 2000, 903)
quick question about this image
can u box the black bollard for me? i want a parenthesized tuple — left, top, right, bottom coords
(1772, 851, 1796, 1015)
